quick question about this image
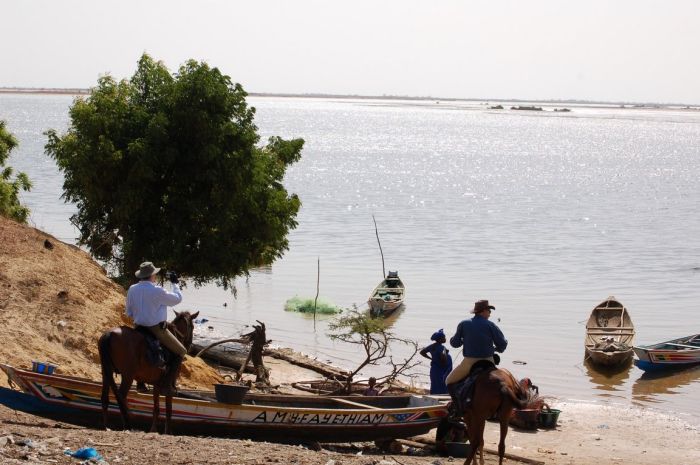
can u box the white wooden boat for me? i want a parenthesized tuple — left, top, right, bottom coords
(368, 271, 405, 317)
(633, 334, 700, 371)
(0, 363, 447, 442)
(584, 296, 635, 367)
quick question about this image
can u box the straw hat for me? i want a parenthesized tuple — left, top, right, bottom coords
(135, 261, 161, 279)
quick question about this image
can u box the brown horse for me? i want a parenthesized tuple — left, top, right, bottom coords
(461, 368, 528, 465)
(98, 310, 198, 434)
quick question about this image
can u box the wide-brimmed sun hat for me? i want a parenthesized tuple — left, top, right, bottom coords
(135, 261, 161, 279)
(472, 299, 496, 314)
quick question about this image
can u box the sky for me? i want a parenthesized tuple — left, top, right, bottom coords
(1, 0, 699, 104)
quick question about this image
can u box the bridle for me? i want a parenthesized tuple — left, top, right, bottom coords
(169, 313, 194, 349)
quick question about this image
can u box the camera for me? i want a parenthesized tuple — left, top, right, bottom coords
(165, 271, 179, 283)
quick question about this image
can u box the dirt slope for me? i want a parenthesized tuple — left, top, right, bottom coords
(0, 216, 221, 388)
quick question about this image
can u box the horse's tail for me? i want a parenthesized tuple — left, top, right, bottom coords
(499, 370, 529, 409)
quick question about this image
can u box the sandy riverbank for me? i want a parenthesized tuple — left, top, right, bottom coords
(1, 398, 698, 465)
(1, 216, 698, 464)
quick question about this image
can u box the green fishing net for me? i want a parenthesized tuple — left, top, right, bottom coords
(284, 296, 342, 314)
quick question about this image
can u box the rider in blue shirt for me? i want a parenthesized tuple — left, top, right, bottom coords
(445, 300, 508, 411)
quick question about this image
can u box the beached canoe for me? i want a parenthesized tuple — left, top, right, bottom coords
(368, 271, 405, 317)
(0, 363, 446, 442)
(633, 334, 700, 371)
(584, 296, 635, 367)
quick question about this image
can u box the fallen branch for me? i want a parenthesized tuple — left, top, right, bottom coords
(194, 338, 247, 358)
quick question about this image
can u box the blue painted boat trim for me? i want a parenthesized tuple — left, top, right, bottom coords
(634, 359, 700, 372)
(0, 386, 84, 416)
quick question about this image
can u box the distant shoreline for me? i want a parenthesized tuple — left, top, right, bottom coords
(0, 87, 90, 96)
(0, 87, 697, 109)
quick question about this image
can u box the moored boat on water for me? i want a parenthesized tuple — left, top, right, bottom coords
(585, 296, 635, 367)
(368, 271, 405, 317)
(633, 334, 700, 371)
(0, 363, 446, 442)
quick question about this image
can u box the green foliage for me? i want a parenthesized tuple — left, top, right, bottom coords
(284, 296, 342, 314)
(45, 54, 303, 287)
(0, 121, 32, 223)
(328, 309, 389, 344)
(327, 308, 420, 393)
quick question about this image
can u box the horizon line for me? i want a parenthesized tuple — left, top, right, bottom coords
(0, 86, 697, 108)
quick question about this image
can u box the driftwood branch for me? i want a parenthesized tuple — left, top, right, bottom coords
(236, 320, 271, 384)
(194, 338, 248, 358)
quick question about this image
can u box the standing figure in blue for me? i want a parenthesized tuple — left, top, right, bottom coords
(445, 299, 508, 412)
(420, 329, 453, 394)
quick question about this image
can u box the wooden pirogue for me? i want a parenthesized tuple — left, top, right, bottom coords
(633, 334, 700, 370)
(368, 271, 405, 317)
(584, 296, 635, 367)
(0, 363, 446, 442)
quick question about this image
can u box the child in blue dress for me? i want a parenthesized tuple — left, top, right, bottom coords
(420, 329, 453, 394)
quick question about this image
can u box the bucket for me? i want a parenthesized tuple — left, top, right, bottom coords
(31, 361, 57, 375)
(214, 383, 249, 404)
(538, 408, 561, 428)
(510, 408, 539, 430)
(444, 441, 473, 458)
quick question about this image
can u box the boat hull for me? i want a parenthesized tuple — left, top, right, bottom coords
(633, 336, 700, 371)
(585, 348, 633, 366)
(0, 364, 446, 442)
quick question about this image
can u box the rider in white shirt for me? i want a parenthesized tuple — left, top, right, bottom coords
(125, 261, 187, 395)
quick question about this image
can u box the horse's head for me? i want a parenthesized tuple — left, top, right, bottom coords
(170, 310, 199, 350)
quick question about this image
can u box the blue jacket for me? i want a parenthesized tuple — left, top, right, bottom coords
(449, 315, 508, 358)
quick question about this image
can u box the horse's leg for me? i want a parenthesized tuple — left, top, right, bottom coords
(164, 394, 173, 435)
(99, 333, 119, 430)
(100, 363, 117, 430)
(462, 412, 478, 465)
(497, 407, 511, 465)
(472, 419, 486, 465)
(150, 386, 161, 433)
(116, 376, 133, 430)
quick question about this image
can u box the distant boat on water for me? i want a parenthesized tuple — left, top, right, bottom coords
(634, 334, 700, 371)
(368, 271, 405, 318)
(584, 296, 635, 367)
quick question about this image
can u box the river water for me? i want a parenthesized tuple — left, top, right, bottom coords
(2, 94, 699, 424)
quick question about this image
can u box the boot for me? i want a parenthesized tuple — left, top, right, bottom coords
(447, 383, 463, 423)
(159, 355, 183, 396)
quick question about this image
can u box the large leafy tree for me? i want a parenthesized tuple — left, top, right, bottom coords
(45, 54, 303, 287)
(0, 121, 32, 223)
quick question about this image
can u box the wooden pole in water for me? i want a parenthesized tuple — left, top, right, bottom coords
(313, 257, 320, 331)
(372, 215, 386, 279)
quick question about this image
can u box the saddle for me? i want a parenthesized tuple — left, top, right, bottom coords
(456, 359, 497, 408)
(134, 326, 172, 369)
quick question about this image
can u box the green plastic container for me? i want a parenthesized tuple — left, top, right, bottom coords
(538, 408, 561, 428)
